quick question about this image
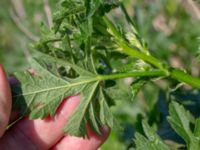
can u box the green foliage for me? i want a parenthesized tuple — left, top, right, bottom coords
(134, 120, 172, 150)
(11, 0, 200, 138)
(167, 102, 199, 150)
(134, 101, 200, 150)
(1, 0, 199, 149)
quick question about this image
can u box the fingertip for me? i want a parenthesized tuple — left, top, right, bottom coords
(87, 125, 110, 145)
(100, 126, 110, 139)
(0, 64, 12, 137)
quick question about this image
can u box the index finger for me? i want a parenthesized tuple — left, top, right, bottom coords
(0, 65, 12, 137)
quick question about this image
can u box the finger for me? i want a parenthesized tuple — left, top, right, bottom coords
(0, 65, 12, 137)
(51, 126, 110, 150)
(0, 96, 80, 150)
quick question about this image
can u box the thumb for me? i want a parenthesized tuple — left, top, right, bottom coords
(0, 65, 12, 137)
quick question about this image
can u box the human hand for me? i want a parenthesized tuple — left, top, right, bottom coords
(0, 65, 109, 150)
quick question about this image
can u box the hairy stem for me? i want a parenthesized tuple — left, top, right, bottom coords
(103, 16, 169, 74)
(99, 70, 165, 80)
(170, 69, 200, 88)
(103, 16, 200, 89)
(43, 0, 53, 28)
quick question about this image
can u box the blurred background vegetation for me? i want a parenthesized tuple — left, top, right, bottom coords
(1, 0, 200, 149)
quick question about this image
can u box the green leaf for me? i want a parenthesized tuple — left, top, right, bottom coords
(12, 59, 96, 118)
(53, 0, 85, 31)
(134, 120, 172, 150)
(12, 58, 110, 137)
(80, 18, 93, 42)
(167, 101, 200, 150)
(130, 78, 147, 100)
(64, 81, 99, 137)
(99, 87, 114, 128)
(35, 51, 94, 76)
(167, 101, 193, 143)
(12, 55, 119, 137)
(85, 0, 101, 18)
(88, 102, 101, 135)
(194, 118, 200, 137)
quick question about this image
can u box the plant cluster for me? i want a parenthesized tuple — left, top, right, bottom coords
(11, 0, 200, 149)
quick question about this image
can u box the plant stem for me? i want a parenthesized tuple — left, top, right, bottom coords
(103, 16, 200, 89)
(118, 41, 169, 74)
(99, 70, 166, 80)
(37, 48, 200, 88)
(103, 16, 169, 75)
(43, 0, 53, 28)
(10, 9, 39, 41)
(170, 69, 200, 88)
(44, 38, 62, 44)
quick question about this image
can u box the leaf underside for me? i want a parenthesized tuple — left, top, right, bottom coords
(12, 58, 114, 137)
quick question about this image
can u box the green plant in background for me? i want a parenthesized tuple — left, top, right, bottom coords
(134, 101, 200, 150)
(1, 0, 200, 149)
